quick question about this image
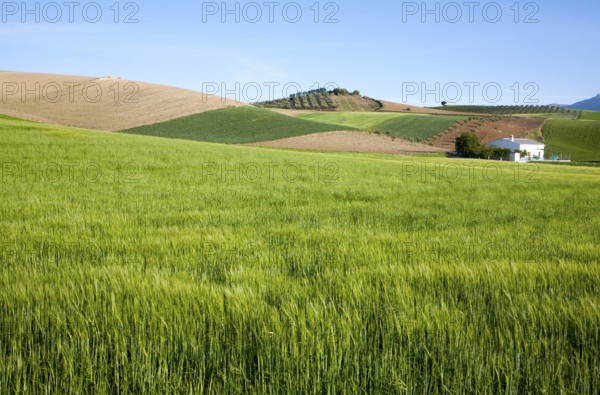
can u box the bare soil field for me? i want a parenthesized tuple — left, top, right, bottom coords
(0, 71, 247, 131)
(429, 116, 546, 150)
(247, 131, 445, 155)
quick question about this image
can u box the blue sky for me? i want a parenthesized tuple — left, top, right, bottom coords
(1, 0, 599, 105)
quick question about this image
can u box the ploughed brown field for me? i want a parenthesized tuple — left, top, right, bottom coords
(247, 131, 446, 155)
(429, 116, 546, 150)
(0, 71, 247, 131)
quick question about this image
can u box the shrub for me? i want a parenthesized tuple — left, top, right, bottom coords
(455, 132, 482, 158)
(456, 133, 511, 159)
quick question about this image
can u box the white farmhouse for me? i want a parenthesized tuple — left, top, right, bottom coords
(487, 135, 545, 162)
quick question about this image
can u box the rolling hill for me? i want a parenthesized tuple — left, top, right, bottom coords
(254, 90, 469, 115)
(255, 90, 382, 112)
(3, 71, 598, 161)
(0, 71, 246, 131)
(120, 106, 355, 144)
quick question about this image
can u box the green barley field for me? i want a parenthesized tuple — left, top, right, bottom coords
(1, 115, 599, 394)
(299, 112, 466, 140)
(579, 110, 600, 121)
(121, 107, 354, 144)
(543, 119, 600, 161)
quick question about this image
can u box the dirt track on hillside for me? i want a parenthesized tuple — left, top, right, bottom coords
(0, 71, 247, 131)
(247, 131, 445, 155)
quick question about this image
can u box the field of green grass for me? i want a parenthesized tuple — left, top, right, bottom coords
(1, 116, 600, 393)
(299, 112, 410, 130)
(579, 110, 600, 121)
(543, 119, 600, 161)
(120, 107, 354, 144)
(299, 112, 466, 140)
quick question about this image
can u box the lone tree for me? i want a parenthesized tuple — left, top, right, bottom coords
(441, 101, 448, 107)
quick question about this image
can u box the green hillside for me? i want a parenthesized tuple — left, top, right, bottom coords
(579, 110, 600, 121)
(2, 115, 600, 393)
(543, 119, 600, 161)
(120, 106, 355, 144)
(300, 112, 466, 140)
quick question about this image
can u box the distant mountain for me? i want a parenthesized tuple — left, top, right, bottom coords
(566, 94, 600, 111)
